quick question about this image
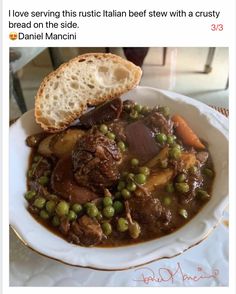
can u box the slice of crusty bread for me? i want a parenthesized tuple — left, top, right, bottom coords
(35, 53, 142, 132)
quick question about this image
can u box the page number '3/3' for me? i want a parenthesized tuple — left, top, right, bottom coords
(211, 24, 223, 31)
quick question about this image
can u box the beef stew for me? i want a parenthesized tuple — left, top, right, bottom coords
(25, 98, 214, 247)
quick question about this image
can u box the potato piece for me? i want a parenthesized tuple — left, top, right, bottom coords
(38, 134, 56, 157)
(146, 147, 169, 168)
(144, 169, 173, 192)
(181, 152, 196, 169)
(51, 128, 85, 158)
(136, 168, 173, 196)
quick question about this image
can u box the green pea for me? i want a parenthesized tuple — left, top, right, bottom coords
(106, 132, 116, 140)
(129, 221, 141, 239)
(114, 191, 121, 199)
(28, 169, 33, 178)
(121, 171, 129, 178)
(117, 141, 126, 152)
(48, 194, 58, 201)
(176, 173, 187, 183)
(38, 176, 49, 186)
(99, 124, 108, 134)
(87, 205, 99, 217)
(141, 105, 149, 115)
(117, 218, 129, 232)
(33, 197, 46, 209)
(68, 210, 77, 221)
(102, 222, 112, 236)
(130, 110, 139, 119)
(166, 183, 174, 193)
(173, 143, 182, 150)
(126, 173, 135, 182)
(179, 208, 188, 219)
(203, 168, 214, 178)
(113, 201, 124, 214)
(126, 182, 137, 192)
(39, 209, 50, 220)
(103, 206, 115, 218)
(169, 147, 181, 159)
(131, 158, 139, 166)
(138, 166, 150, 176)
(121, 188, 131, 199)
(134, 173, 147, 185)
(72, 203, 83, 214)
(24, 190, 36, 201)
(189, 166, 198, 175)
(197, 189, 211, 201)
(84, 202, 93, 210)
(155, 133, 167, 144)
(175, 183, 190, 193)
(159, 106, 170, 117)
(31, 163, 37, 169)
(117, 181, 126, 191)
(163, 196, 172, 206)
(103, 197, 113, 207)
(33, 155, 42, 162)
(46, 200, 56, 214)
(44, 170, 51, 177)
(167, 135, 176, 145)
(134, 104, 143, 113)
(52, 215, 60, 227)
(55, 201, 69, 216)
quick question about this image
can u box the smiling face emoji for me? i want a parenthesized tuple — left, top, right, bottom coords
(9, 32, 17, 40)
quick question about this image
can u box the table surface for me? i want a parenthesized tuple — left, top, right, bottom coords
(9, 106, 229, 287)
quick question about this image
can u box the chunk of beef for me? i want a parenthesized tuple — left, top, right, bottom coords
(28, 181, 49, 199)
(72, 132, 121, 191)
(144, 108, 174, 135)
(128, 196, 172, 230)
(128, 196, 163, 224)
(59, 218, 70, 235)
(179, 174, 203, 204)
(32, 159, 51, 179)
(159, 209, 172, 226)
(123, 100, 135, 112)
(158, 209, 175, 234)
(108, 120, 128, 142)
(125, 121, 160, 164)
(28, 205, 39, 215)
(67, 231, 81, 245)
(71, 215, 103, 246)
(80, 97, 123, 127)
(51, 156, 98, 204)
(196, 151, 209, 164)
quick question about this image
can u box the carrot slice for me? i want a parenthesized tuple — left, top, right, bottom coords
(172, 115, 205, 149)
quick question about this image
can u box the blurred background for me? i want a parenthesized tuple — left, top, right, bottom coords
(9, 47, 229, 120)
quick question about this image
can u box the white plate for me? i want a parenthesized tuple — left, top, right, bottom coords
(9, 86, 229, 270)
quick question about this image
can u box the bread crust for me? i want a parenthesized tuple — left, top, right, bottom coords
(35, 53, 142, 132)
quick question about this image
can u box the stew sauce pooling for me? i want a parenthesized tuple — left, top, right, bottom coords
(25, 98, 214, 247)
